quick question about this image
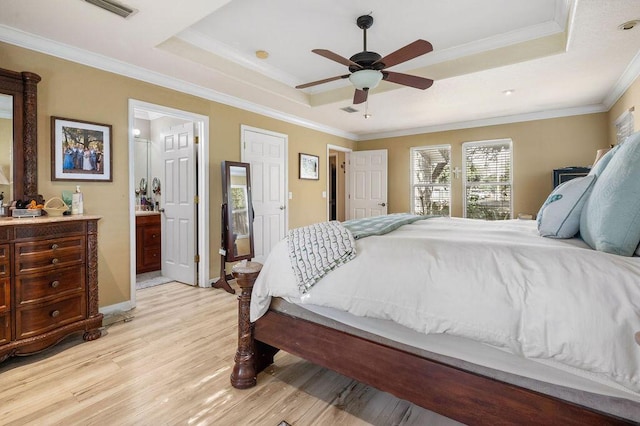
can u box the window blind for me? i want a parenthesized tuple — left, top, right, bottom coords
(410, 145, 451, 216)
(463, 139, 512, 220)
(615, 107, 635, 144)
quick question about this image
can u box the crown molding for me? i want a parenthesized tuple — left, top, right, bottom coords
(176, 29, 301, 88)
(603, 47, 640, 109)
(0, 25, 357, 141)
(357, 104, 607, 141)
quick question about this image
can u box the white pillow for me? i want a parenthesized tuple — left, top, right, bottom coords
(537, 175, 596, 238)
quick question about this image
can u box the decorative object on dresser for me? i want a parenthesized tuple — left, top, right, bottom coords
(0, 216, 102, 363)
(552, 166, 590, 188)
(135, 213, 161, 274)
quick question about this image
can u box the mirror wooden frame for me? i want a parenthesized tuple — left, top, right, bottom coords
(0, 67, 41, 201)
(213, 161, 255, 294)
(221, 161, 255, 262)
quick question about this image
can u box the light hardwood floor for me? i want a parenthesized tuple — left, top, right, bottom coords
(0, 282, 460, 426)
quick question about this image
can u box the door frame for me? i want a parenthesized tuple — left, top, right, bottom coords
(240, 125, 288, 263)
(128, 99, 210, 308)
(326, 144, 352, 221)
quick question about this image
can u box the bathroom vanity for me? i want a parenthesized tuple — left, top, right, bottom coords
(136, 212, 161, 274)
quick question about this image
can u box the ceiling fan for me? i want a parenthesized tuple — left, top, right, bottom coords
(296, 15, 434, 105)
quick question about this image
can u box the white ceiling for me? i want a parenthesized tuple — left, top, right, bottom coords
(1, 0, 640, 140)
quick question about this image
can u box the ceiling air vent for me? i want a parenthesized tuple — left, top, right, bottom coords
(341, 106, 359, 113)
(84, 0, 136, 18)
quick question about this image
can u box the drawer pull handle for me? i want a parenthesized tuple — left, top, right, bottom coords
(52, 258, 59, 264)
(51, 310, 60, 318)
(152, 234, 157, 238)
(51, 280, 60, 288)
(51, 243, 59, 250)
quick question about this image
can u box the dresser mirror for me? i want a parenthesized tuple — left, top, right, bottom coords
(0, 94, 13, 205)
(0, 67, 41, 202)
(213, 161, 255, 294)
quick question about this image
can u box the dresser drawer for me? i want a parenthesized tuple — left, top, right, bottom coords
(0, 278, 9, 313)
(0, 243, 9, 278)
(14, 236, 85, 275)
(15, 266, 85, 305)
(16, 294, 87, 339)
(0, 313, 9, 345)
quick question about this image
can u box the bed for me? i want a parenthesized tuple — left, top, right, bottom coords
(230, 134, 640, 424)
(230, 217, 640, 424)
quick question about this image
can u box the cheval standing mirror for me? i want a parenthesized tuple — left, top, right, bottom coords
(213, 161, 255, 294)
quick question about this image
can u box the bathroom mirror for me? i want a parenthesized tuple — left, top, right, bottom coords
(0, 68, 41, 202)
(221, 161, 254, 262)
(134, 137, 151, 197)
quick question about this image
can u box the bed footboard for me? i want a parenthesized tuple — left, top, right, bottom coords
(230, 261, 278, 389)
(229, 261, 634, 424)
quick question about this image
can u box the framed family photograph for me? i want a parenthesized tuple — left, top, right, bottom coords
(299, 153, 319, 180)
(51, 116, 113, 182)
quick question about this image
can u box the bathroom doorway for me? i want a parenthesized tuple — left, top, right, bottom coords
(128, 100, 210, 308)
(327, 144, 351, 222)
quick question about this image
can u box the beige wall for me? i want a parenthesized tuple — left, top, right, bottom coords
(1, 42, 354, 308)
(357, 114, 610, 218)
(608, 74, 640, 144)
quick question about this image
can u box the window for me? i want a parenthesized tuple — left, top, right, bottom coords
(411, 145, 451, 216)
(615, 107, 635, 144)
(463, 139, 512, 220)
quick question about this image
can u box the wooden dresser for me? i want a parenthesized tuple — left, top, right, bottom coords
(0, 216, 102, 363)
(136, 213, 161, 274)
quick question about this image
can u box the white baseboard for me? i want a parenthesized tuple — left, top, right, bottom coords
(100, 300, 134, 316)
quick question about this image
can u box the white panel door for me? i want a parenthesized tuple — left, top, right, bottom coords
(241, 126, 287, 264)
(162, 123, 196, 285)
(348, 149, 388, 219)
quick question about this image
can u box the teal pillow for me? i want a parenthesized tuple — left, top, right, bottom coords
(580, 132, 640, 256)
(537, 175, 595, 238)
(588, 144, 620, 177)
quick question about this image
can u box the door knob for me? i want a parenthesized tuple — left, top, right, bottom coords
(378, 202, 386, 207)
(279, 205, 286, 210)
(159, 208, 165, 213)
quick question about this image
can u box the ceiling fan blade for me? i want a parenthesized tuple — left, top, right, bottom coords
(383, 71, 433, 90)
(353, 89, 368, 105)
(374, 40, 433, 69)
(313, 49, 362, 69)
(296, 74, 350, 89)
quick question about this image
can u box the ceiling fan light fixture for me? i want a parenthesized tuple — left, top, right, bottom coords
(349, 69, 383, 90)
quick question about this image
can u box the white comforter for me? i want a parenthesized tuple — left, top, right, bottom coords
(251, 217, 640, 393)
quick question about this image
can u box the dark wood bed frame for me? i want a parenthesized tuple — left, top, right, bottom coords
(229, 262, 633, 425)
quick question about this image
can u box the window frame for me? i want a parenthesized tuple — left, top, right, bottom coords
(410, 144, 451, 217)
(462, 139, 513, 220)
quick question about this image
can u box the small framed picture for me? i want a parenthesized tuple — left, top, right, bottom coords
(51, 116, 112, 181)
(299, 153, 319, 180)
